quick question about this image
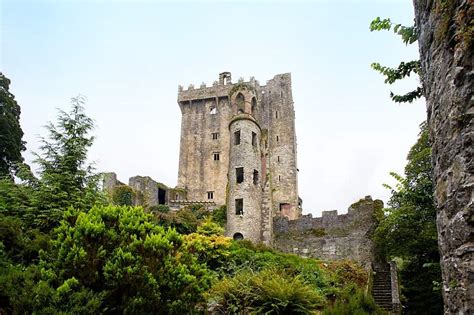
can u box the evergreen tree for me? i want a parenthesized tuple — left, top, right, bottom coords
(33, 96, 103, 230)
(0, 72, 26, 178)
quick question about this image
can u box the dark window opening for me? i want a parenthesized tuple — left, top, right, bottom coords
(233, 232, 244, 240)
(277, 156, 280, 162)
(251, 97, 257, 113)
(213, 153, 220, 161)
(280, 91, 283, 98)
(252, 132, 257, 146)
(207, 191, 214, 199)
(236, 167, 244, 183)
(158, 188, 166, 205)
(253, 170, 259, 185)
(279, 203, 291, 211)
(212, 132, 219, 140)
(235, 198, 243, 215)
(275, 111, 278, 118)
(276, 135, 279, 142)
(278, 175, 281, 182)
(236, 93, 245, 113)
(234, 130, 241, 145)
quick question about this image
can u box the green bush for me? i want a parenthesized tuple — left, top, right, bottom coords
(323, 287, 384, 315)
(111, 185, 134, 206)
(207, 268, 326, 314)
(149, 204, 170, 213)
(34, 205, 214, 313)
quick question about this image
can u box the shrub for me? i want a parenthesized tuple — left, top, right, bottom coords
(207, 268, 326, 314)
(35, 205, 214, 313)
(322, 287, 384, 315)
(111, 185, 134, 206)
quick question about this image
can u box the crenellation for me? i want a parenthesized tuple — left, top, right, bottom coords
(274, 196, 382, 269)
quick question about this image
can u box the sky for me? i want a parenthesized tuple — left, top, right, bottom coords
(1, 0, 426, 216)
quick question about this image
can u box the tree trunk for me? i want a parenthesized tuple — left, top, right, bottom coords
(413, 0, 473, 313)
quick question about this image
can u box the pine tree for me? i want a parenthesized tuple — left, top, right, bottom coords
(0, 73, 26, 178)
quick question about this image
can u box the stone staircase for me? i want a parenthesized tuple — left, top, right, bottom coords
(372, 263, 394, 312)
(260, 178, 272, 245)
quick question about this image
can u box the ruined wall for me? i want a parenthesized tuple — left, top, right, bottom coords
(413, 1, 473, 312)
(129, 176, 161, 206)
(274, 196, 382, 269)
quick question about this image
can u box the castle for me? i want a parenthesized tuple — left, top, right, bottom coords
(176, 72, 300, 244)
(103, 72, 380, 264)
(102, 73, 399, 311)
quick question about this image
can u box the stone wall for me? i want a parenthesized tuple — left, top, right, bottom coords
(176, 73, 301, 221)
(274, 196, 382, 269)
(413, 0, 473, 312)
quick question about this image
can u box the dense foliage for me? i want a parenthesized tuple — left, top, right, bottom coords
(0, 72, 26, 178)
(374, 123, 443, 313)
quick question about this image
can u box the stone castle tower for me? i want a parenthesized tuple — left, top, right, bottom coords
(177, 72, 301, 244)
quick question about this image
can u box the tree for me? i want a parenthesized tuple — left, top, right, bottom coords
(375, 123, 443, 313)
(412, 1, 473, 312)
(370, 18, 423, 103)
(0, 72, 26, 178)
(33, 96, 104, 230)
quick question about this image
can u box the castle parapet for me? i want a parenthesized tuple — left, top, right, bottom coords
(177, 72, 260, 102)
(273, 196, 383, 269)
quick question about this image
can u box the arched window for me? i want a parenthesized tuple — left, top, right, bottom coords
(236, 93, 245, 113)
(251, 97, 257, 114)
(233, 232, 244, 240)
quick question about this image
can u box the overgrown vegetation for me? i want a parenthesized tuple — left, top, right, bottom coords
(0, 87, 378, 313)
(374, 123, 443, 313)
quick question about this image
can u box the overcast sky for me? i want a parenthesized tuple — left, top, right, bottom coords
(1, 0, 426, 216)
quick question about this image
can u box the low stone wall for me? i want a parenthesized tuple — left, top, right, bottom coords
(273, 196, 382, 269)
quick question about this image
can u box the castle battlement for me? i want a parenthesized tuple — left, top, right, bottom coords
(177, 72, 263, 102)
(273, 196, 383, 269)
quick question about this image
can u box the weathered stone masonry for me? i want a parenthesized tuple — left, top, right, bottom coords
(177, 72, 301, 244)
(274, 196, 382, 270)
(413, 0, 473, 312)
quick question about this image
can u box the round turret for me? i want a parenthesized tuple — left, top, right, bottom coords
(226, 110, 262, 242)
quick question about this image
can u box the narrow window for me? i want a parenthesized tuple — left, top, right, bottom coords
(175, 194, 179, 200)
(210, 106, 217, 114)
(252, 132, 257, 146)
(212, 132, 219, 140)
(251, 97, 257, 113)
(213, 152, 220, 161)
(280, 91, 283, 98)
(275, 111, 278, 118)
(234, 130, 241, 145)
(278, 175, 281, 182)
(207, 191, 214, 199)
(235, 198, 243, 215)
(253, 170, 259, 185)
(276, 135, 279, 142)
(236, 93, 245, 113)
(236, 167, 244, 183)
(277, 156, 280, 162)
